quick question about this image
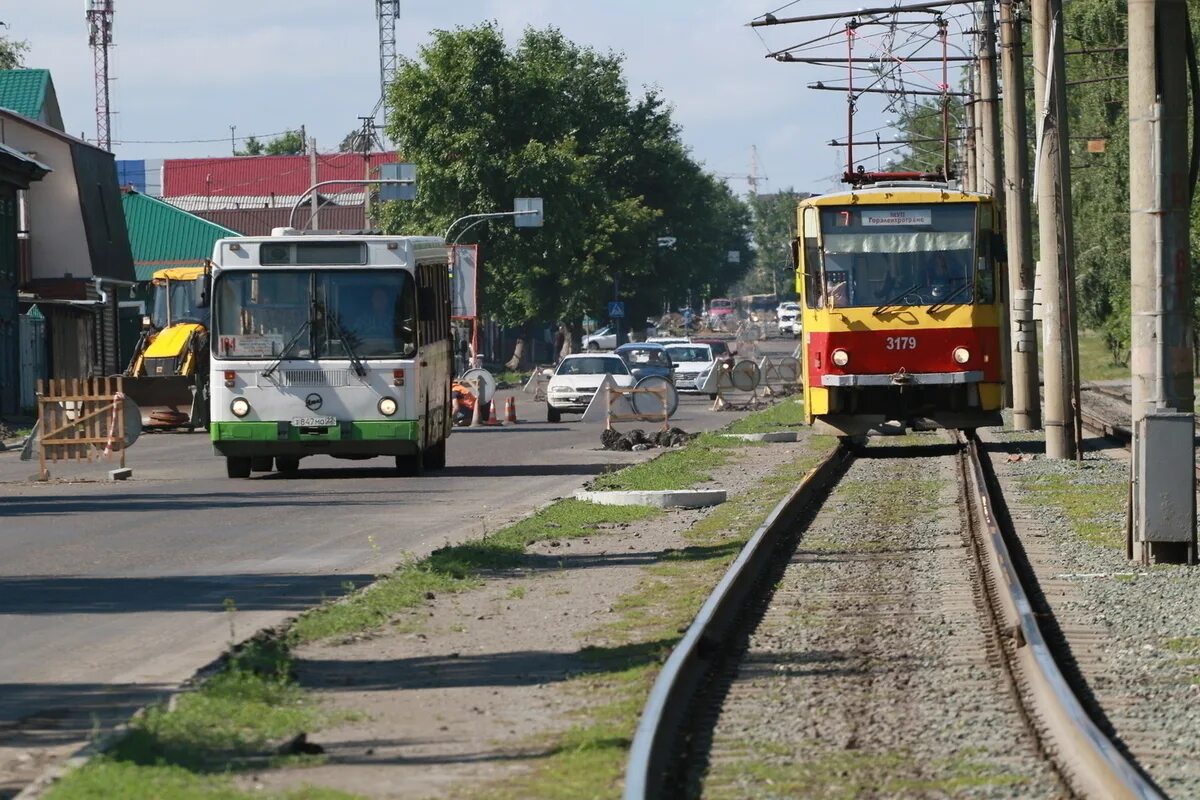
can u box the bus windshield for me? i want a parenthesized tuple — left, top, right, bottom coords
(212, 269, 417, 360)
(817, 204, 978, 309)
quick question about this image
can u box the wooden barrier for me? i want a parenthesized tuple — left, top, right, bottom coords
(37, 377, 127, 480)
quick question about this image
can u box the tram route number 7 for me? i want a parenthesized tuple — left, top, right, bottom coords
(885, 336, 918, 350)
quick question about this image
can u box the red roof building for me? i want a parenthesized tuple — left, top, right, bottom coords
(162, 152, 398, 211)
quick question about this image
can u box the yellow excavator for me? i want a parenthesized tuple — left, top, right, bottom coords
(123, 265, 210, 429)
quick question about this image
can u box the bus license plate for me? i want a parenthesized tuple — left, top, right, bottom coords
(292, 416, 336, 427)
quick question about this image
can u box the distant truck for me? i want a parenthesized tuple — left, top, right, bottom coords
(706, 298, 736, 328)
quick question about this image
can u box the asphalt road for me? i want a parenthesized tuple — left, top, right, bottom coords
(0, 336, 799, 791)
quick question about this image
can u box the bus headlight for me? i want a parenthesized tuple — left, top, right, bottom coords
(953, 346, 971, 364)
(831, 349, 850, 367)
(230, 398, 251, 417)
(378, 397, 398, 416)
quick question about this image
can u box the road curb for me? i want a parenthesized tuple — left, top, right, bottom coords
(719, 431, 799, 443)
(574, 488, 727, 509)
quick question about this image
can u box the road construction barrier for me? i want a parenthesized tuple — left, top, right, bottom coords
(580, 374, 678, 429)
(757, 355, 801, 394)
(711, 359, 768, 411)
(523, 369, 550, 401)
(36, 376, 139, 480)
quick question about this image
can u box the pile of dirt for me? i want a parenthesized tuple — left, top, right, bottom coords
(600, 427, 695, 451)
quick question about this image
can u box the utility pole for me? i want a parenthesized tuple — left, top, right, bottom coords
(998, 0, 1041, 430)
(977, 1, 1002, 199)
(229, 125, 236, 156)
(1031, 0, 1081, 459)
(359, 116, 375, 228)
(964, 66, 978, 190)
(309, 137, 319, 230)
(1128, 0, 1196, 563)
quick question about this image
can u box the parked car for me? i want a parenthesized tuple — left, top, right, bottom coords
(664, 342, 717, 396)
(582, 325, 617, 350)
(546, 353, 633, 422)
(614, 342, 674, 381)
(692, 337, 733, 360)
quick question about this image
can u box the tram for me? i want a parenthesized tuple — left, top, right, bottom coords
(795, 182, 1005, 435)
(208, 229, 453, 478)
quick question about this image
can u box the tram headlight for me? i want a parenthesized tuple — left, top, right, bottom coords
(378, 396, 398, 416)
(230, 397, 251, 418)
(953, 346, 971, 365)
(831, 349, 850, 367)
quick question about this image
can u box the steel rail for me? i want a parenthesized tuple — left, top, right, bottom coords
(958, 431, 1164, 800)
(622, 443, 851, 800)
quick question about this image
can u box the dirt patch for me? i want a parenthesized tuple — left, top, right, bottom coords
(237, 438, 817, 799)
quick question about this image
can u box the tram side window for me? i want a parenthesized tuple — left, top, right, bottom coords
(803, 237, 822, 309)
(975, 227, 996, 304)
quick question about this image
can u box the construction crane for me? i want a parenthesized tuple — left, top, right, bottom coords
(715, 145, 768, 195)
(86, 0, 115, 151)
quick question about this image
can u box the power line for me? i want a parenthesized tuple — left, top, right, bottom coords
(112, 130, 294, 145)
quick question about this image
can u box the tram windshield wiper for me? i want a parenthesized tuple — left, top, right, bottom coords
(873, 282, 924, 316)
(261, 318, 312, 379)
(928, 281, 972, 314)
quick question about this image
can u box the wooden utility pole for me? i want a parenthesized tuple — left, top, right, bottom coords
(999, 0, 1041, 429)
(1128, 0, 1196, 563)
(977, 1, 1002, 198)
(1031, 0, 1081, 459)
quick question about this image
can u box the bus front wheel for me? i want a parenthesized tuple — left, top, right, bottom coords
(226, 457, 252, 479)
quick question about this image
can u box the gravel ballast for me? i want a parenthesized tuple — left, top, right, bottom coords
(700, 434, 1061, 799)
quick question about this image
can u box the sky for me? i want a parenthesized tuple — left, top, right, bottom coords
(4, 1, 972, 195)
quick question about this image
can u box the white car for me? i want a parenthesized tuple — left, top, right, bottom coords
(777, 302, 801, 335)
(664, 342, 717, 396)
(546, 353, 634, 422)
(582, 325, 617, 350)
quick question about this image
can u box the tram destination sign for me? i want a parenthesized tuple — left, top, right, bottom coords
(861, 209, 931, 227)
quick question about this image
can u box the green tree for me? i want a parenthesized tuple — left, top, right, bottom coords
(236, 130, 305, 156)
(0, 34, 29, 71)
(377, 23, 751, 325)
(742, 190, 809, 296)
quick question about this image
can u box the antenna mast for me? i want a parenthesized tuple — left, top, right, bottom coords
(86, 0, 115, 151)
(373, 0, 400, 132)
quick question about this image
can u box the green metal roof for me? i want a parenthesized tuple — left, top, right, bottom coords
(0, 69, 51, 120)
(121, 190, 239, 282)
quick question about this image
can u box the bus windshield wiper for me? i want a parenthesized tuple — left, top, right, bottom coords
(316, 301, 368, 377)
(928, 281, 972, 314)
(262, 319, 311, 379)
(873, 282, 924, 316)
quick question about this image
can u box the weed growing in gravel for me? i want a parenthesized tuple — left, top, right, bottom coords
(290, 499, 657, 643)
(1019, 467, 1126, 550)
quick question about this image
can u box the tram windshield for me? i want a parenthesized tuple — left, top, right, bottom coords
(816, 204, 981, 309)
(212, 269, 417, 360)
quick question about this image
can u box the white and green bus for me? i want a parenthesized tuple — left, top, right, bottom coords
(208, 229, 453, 478)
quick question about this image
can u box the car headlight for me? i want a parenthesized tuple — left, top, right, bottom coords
(953, 346, 970, 365)
(831, 349, 850, 367)
(378, 397, 398, 416)
(230, 397, 251, 417)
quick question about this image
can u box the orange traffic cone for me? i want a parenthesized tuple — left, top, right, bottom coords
(504, 396, 518, 423)
(487, 399, 502, 426)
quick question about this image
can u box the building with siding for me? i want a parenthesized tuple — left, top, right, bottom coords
(0, 71, 136, 383)
(0, 143, 49, 416)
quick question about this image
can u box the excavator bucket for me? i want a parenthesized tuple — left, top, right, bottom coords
(121, 375, 201, 428)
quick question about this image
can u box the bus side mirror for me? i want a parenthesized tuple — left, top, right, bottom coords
(194, 278, 210, 309)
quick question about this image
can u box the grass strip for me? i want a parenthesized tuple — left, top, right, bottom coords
(587, 431, 754, 492)
(475, 436, 836, 800)
(1018, 467, 1126, 550)
(723, 397, 805, 434)
(47, 401, 808, 799)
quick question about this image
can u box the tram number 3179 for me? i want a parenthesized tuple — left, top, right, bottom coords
(885, 336, 918, 350)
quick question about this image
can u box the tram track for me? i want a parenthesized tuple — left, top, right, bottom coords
(1078, 382, 1200, 480)
(623, 432, 1163, 799)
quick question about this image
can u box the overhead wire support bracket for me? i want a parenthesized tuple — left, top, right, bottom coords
(749, 0, 972, 28)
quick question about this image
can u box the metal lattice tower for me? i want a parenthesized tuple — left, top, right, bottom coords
(376, 0, 400, 119)
(86, 0, 115, 151)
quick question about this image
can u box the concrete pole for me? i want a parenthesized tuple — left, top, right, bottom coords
(1128, 0, 1197, 563)
(309, 137, 320, 230)
(977, 1, 1003, 199)
(999, 0, 1041, 430)
(1030, 0, 1079, 459)
(965, 69, 979, 190)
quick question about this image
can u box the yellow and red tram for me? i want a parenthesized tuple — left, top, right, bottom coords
(795, 182, 1005, 436)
